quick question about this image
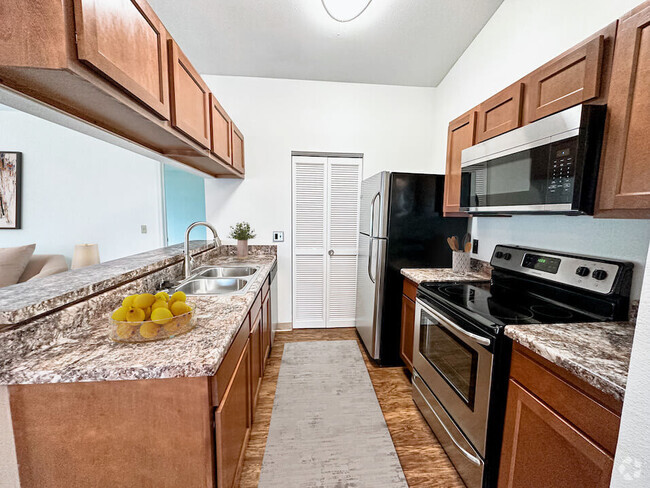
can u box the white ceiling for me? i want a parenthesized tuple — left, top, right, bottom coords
(148, 0, 504, 87)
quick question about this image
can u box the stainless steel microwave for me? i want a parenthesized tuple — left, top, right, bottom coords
(460, 104, 606, 215)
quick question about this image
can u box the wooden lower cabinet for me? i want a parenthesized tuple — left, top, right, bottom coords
(498, 345, 621, 488)
(400, 294, 415, 372)
(262, 289, 271, 366)
(250, 310, 263, 412)
(400, 278, 418, 372)
(215, 338, 251, 488)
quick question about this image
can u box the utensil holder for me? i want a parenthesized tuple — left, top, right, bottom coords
(452, 251, 471, 275)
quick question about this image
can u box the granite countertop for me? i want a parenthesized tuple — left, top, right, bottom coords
(401, 267, 491, 284)
(0, 254, 276, 385)
(0, 240, 216, 326)
(505, 321, 635, 402)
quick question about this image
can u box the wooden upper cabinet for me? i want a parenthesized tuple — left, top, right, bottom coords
(209, 94, 232, 165)
(526, 35, 604, 123)
(476, 82, 523, 142)
(443, 110, 476, 215)
(498, 380, 614, 488)
(168, 39, 211, 149)
(232, 122, 245, 174)
(73, 0, 170, 120)
(597, 4, 650, 218)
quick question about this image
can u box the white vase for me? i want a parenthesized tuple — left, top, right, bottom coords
(237, 240, 248, 258)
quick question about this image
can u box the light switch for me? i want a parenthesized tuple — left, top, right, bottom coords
(141, 225, 147, 234)
(273, 231, 284, 242)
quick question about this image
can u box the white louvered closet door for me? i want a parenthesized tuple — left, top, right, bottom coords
(326, 158, 361, 327)
(292, 156, 362, 328)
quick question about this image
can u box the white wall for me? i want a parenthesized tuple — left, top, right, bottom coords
(203, 76, 436, 323)
(429, 0, 650, 299)
(0, 109, 165, 264)
(612, 243, 650, 486)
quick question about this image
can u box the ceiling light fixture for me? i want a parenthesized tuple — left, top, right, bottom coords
(321, 0, 373, 23)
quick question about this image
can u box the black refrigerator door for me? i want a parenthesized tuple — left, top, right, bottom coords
(377, 173, 469, 365)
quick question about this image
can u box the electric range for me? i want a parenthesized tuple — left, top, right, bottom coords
(412, 245, 632, 488)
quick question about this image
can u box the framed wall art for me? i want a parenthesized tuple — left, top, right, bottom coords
(0, 152, 22, 229)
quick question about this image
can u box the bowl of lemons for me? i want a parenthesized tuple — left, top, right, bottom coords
(109, 290, 196, 342)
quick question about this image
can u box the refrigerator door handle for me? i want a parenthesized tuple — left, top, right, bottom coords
(367, 238, 376, 283)
(369, 192, 380, 238)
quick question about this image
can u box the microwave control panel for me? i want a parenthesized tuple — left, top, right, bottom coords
(546, 139, 577, 203)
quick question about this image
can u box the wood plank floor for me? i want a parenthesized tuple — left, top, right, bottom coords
(237, 328, 465, 488)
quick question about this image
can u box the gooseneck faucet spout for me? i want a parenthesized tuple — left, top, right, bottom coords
(184, 221, 221, 279)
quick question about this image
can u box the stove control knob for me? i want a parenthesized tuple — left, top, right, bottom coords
(503, 252, 512, 261)
(592, 269, 608, 281)
(575, 266, 590, 277)
(495, 251, 504, 259)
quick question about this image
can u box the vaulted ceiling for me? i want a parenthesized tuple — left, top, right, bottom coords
(148, 0, 504, 87)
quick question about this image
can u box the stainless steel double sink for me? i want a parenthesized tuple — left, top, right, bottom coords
(173, 266, 259, 296)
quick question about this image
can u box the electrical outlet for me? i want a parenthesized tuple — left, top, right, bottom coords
(141, 225, 147, 234)
(472, 239, 479, 254)
(273, 231, 284, 242)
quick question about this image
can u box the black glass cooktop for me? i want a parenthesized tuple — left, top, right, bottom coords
(419, 281, 598, 327)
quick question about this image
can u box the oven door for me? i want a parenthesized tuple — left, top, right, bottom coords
(413, 299, 493, 456)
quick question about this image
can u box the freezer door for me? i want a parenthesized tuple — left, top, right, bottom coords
(355, 233, 387, 359)
(359, 172, 390, 238)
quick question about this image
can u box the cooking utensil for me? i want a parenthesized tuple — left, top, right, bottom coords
(447, 237, 456, 251)
(464, 241, 472, 253)
(451, 236, 460, 252)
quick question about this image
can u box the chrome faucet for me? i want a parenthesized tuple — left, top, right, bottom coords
(184, 221, 221, 279)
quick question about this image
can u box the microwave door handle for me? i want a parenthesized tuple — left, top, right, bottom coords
(414, 378, 482, 466)
(424, 303, 492, 347)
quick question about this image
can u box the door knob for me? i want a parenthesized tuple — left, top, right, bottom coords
(328, 250, 335, 256)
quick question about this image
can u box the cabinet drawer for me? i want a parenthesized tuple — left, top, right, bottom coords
(209, 94, 232, 164)
(250, 291, 262, 324)
(476, 82, 523, 142)
(73, 0, 171, 120)
(262, 276, 270, 299)
(212, 314, 250, 406)
(526, 35, 603, 123)
(510, 347, 620, 455)
(168, 39, 211, 148)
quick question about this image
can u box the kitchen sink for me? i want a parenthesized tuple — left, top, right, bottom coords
(175, 277, 249, 295)
(197, 266, 258, 278)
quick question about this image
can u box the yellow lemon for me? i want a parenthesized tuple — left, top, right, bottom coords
(125, 307, 145, 323)
(133, 293, 156, 309)
(170, 291, 186, 303)
(144, 307, 152, 320)
(163, 319, 180, 334)
(155, 291, 170, 302)
(170, 301, 192, 317)
(139, 322, 159, 339)
(116, 322, 134, 339)
(111, 306, 129, 322)
(151, 307, 173, 325)
(151, 299, 168, 311)
(122, 294, 138, 308)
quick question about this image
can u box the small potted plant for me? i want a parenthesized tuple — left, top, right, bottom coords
(229, 222, 256, 258)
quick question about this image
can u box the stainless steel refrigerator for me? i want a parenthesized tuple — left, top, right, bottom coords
(355, 172, 468, 365)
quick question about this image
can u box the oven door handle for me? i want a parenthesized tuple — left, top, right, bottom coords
(413, 375, 482, 466)
(420, 300, 492, 347)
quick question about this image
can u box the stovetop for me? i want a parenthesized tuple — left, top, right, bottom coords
(418, 281, 601, 330)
